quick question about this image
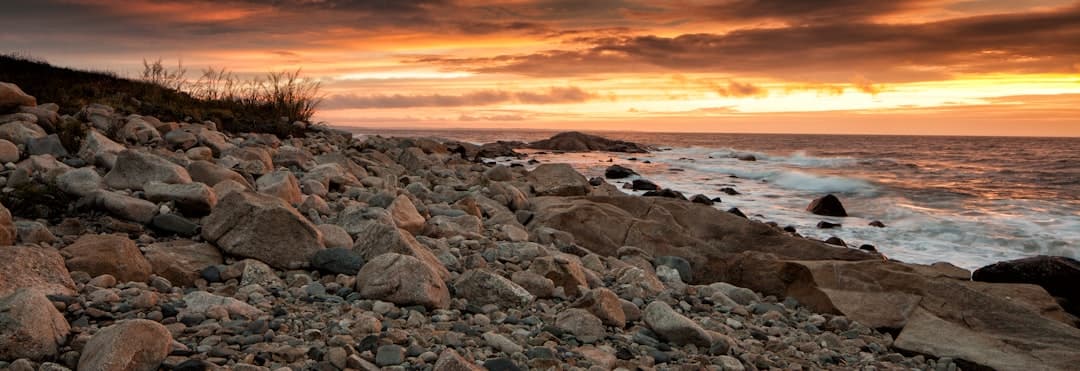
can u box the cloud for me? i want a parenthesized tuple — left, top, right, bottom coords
(694, 0, 941, 24)
(416, 3, 1080, 82)
(852, 75, 885, 95)
(716, 80, 768, 98)
(459, 113, 528, 121)
(323, 86, 598, 109)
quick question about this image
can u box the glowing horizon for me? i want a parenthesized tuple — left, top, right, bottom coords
(3, 0, 1080, 136)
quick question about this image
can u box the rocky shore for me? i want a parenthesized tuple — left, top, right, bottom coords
(0, 81, 1078, 371)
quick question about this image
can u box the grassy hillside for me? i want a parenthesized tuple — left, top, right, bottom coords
(0, 54, 318, 136)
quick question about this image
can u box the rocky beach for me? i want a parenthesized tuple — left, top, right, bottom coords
(1, 80, 1079, 371)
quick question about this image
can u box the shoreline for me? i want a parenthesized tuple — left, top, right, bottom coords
(1, 81, 1078, 370)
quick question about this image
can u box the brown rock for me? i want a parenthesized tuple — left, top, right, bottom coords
(0, 82, 36, 110)
(528, 255, 589, 297)
(356, 253, 450, 309)
(388, 194, 425, 234)
(78, 319, 172, 371)
(0, 245, 76, 297)
(433, 349, 483, 371)
(143, 240, 224, 286)
(572, 287, 626, 327)
(351, 220, 450, 281)
(0, 201, 13, 245)
(454, 269, 535, 308)
(526, 164, 590, 197)
(0, 289, 70, 360)
(526, 132, 649, 153)
(201, 191, 324, 269)
(62, 234, 151, 283)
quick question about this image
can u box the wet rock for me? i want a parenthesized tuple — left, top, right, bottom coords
(604, 165, 637, 179)
(454, 269, 535, 308)
(201, 191, 324, 269)
(78, 319, 172, 371)
(356, 253, 450, 309)
(527, 164, 590, 197)
(631, 179, 660, 191)
(0, 289, 70, 360)
(690, 194, 714, 205)
(869, 220, 886, 228)
(62, 234, 152, 283)
(643, 301, 711, 347)
(104, 150, 192, 190)
(817, 221, 841, 229)
(824, 236, 847, 246)
(807, 194, 847, 217)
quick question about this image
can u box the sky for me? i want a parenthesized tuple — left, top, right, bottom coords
(2, 0, 1080, 136)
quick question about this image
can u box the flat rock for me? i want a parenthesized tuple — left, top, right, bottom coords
(526, 131, 649, 153)
(527, 164, 590, 197)
(104, 150, 192, 190)
(78, 319, 172, 371)
(356, 253, 450, 309)
(182, 291, 263, 319)
(201, 191, 324, 269)
(62, 234, 152, 283)
(144, 181, 217, 215)
(310, 247, 364, 275)
(0, 289, 70, 360)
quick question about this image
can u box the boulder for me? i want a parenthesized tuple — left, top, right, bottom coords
(526, 163, 590, 197)
(388, 194, 426, 234)
(529, 255, 589, 297)
(26, 134, 68, 157)
(0, 82, 36, 110)
(0, 139, 19, 163)
(643, 301, 712, 347)
(973, 256, 1080, 315)
(89, 190, 158, 223)
(0, 245, 76, 297)
(316, 224, 353, 249)
(526, 132, 649, 153)
(572, 287, 626, 327)
(77, 319, 172, 371)
(78, 129, 125, 169)
(187, 160, 252, 189)
(165, 130, 198, 150)
(631, 179, 659, 191)
(272, 145, 315, 169)
(604, 164, 637, 179)
(310, 247, 364, 275)
(143, 240, 224, 286)
(118, 115, 162, 145)
(554, 308, 606, 343)
(0, 289, 70, 360)
(351, 220, 450, 281)
(18, 105, 58, 130)
(55, 167, 104, 198)
(721, 252, 1080, 370)
(104, 150, 192, 190)
(144, 181, 217, 215)
(61, 234, 152, 283)
(222, 146, 273, 175)
(807, 194, 847, 217)
(355, 253, 450, 309)
(454, 269, 535, 308)
(0, 121, 47, 146)
(302, 163, 360, 190)
(14, 220, 57, 245)
(201, 191, 324, 269)
(256, 170, 303, 205)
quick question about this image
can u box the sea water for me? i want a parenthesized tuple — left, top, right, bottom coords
(348, 128, 1080, 270)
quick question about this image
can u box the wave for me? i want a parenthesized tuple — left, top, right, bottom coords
(662, 160, 876, 194)
(703, 147, 859, 168)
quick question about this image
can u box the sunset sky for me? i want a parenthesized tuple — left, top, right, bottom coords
(2, 0, 1079, 136)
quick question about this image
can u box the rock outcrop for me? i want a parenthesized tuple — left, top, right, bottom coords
(526, 131, 650, 153)
(202, 191, 324, 269)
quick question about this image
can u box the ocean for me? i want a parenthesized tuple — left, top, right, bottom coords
(345, 127, 1080, 270)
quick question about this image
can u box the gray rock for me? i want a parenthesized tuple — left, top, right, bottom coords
(201, 191, 325, 269)
(144, 181, 217, 215)
(77, 129, 125, 169)
(25, 134, 67, 158)
(118, 115, 162, 145)
(643, 301, 712, 347)
(187, 160, 251, 189)
(150, 213, 201, 237)
(655, 255, 693, 283)
(483, 331, 523, 354)
(526, 163, 590, 196)
(0, 289, 70, 360)
(454, 269, 535, 308)
(56, 167, 103, 197)
(77, 319, 172, 371)
(0, 121, 46, 146)
(554, 308, 605, 343)
(351, 220, 450, 281)
(375, 345, 405, 366)
(434, 349, 483, 371)
(104, 150, 192, 190)
(310, 247, 364, 275)
(14, 220, 57, 244)
(182, 291, 263, 319)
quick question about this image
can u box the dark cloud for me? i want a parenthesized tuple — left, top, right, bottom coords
(417, 4, 1080, 82)
(696, 0, 941, 24)
(323, 86, 598, 108)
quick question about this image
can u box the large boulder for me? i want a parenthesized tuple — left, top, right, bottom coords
(0, 289, 70, 360)
(0, 82, 36, 110)
(143, 240, 224, 286)
(807, 194, 847, 217)
(104, 150, 192, 190)
(528, 196, 874, 283)
(356, 253, 450, 309)
(78, 129, 125, 169)
(526, 131, 650, 153)
(77, 319, 172, 371)
(526, 163, 591, 197)
(187, 160, 252, 189)
(0, 245, 76, 297)
(454, 269, 535, 308)
(144, 181, 217, 215)
(61, 234, 152, 283)
(973, 255, 1080, 315)
(201, 191, 324, 269)
(351, 220, 450, 281)
(719, 252, 1080, 370)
